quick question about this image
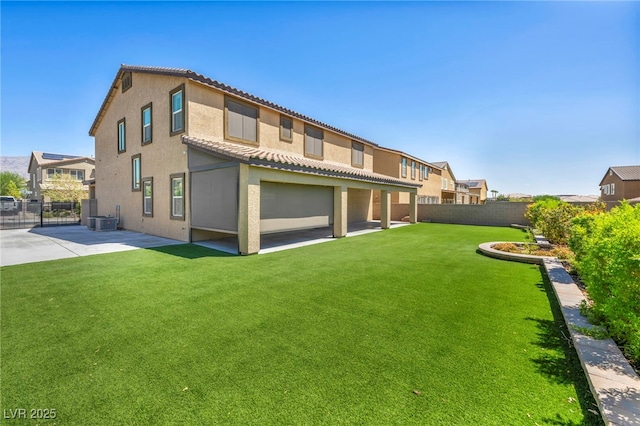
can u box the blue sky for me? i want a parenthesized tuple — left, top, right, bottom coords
(1, 1, 638, 196)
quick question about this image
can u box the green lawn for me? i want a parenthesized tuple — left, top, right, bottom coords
(1, 224, 601, 425)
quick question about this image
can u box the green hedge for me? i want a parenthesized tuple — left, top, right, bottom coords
(569, 202, 640, 365)
(525, 199, 579, 244)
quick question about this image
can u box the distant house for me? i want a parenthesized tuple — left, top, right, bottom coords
(429, 162, 477, 204)
(27, 152, 95, 201)
(556, 195, 599, 203)
(599, 165, 640, 202)
(458, 179, 488, 204)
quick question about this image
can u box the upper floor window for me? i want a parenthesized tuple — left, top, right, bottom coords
(304, 125, 323, 158)
(423, 166, 429, 180)
(610, 183, 615, 195)
(117, 118, 126, 153)
(442, 178, 448, 190)
(132, 155, 141, 191)
(352, 141, 364, 167)
(401, 157, 407, 178)
(122, 72, 132, 93)
(47, 168, 63, 179)
(141, 103, 152, 145)
(170, 84, 184, 135)
(70, 170, 84, 181)
(36, 168, 41, 182)
(280, 116, 293, 142)
(411, 161, 416, 179)
(419, 164, 423, 181)
(225, 97, 258, 144)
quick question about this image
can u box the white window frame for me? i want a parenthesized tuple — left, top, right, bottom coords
(47, 168, 63, 179)
(132, 155, 141, 191)
(170, 174, 185, 220)
(610, 183, 615, 195)
(170, 85, 184, 135)
(142, 103, 152, 144)
(70, 170, 84, 181)
(142, 178, 153, 217)
(118, 118, 126, 153)
(401, 157, 407, 178)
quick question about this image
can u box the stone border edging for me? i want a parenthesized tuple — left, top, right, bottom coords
(478, 241, 548, 265)
(479, 242, 640, 425)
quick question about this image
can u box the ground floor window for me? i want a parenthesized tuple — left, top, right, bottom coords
(142, 177, 153, 217)
(170, 173, 185, 220)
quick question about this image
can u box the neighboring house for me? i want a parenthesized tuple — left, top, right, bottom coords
(506, 193, 532, 201)
(599, 165, 640, 202)
(27, 152, 95, 201)
(458, 179, 488, 204)
(556, 195, 599, 203)
(431, 161, 470, 204)
(89, 65, 422, 254)
(371, 146, 442, 206)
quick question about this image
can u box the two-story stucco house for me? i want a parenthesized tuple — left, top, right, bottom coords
(457, 179, 488, 204)
(599, 165, 640, 202)
(27, 151, 95, 202)
(89, 65, 424, 254)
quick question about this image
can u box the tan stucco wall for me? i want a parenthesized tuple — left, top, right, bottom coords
(373, 149, 400, 178)
(93, 72, 190, 241)
(186, 81, 374, 171)
(347, 188, 373, 222)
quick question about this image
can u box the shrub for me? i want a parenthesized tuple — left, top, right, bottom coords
(569, 202, 640, 365)
(526, 200, 605, 246)
(525, 200, 580, 245)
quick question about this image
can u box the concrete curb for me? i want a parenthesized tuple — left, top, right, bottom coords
(479, 242, 640, 426)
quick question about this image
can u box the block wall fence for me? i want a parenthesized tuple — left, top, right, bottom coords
(373, 202, 532, 227)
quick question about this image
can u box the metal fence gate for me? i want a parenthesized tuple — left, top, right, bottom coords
(0, 201, 82, 230)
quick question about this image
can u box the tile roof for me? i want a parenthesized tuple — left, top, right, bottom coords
(611, 165, 640, 181)
(458, 179, 487, 188)
(28, 151, 95, 173)
(90, 65, 379, 148)
(182, 136, 421, 189)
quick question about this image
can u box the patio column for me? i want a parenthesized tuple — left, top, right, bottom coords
(238, 164, 260, 255)
(409, 191, 417, 223)
(333, 185, 348, 238)
(380, 190, 391, 229)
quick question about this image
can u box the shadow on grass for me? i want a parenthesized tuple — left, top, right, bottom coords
(527, 271, 604, 425)
(146, 244, 236, 259)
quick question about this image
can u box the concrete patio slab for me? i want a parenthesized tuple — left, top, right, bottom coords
(195, 221, 410, 255)
(1, 226, 182, 267)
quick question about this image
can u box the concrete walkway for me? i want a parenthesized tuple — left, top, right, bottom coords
(1, 226, 182, 267)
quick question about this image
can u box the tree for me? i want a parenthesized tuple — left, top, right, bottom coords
(0, 171, 26, 196)
(41, 174, 87, 202)
(4, 180, 21, 198)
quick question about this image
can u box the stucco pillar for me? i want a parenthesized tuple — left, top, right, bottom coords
(409, 191, 417, 223)
(380, 190, 391, 229)
(238, 164, 260, 255)
(333, 185, 348, 238)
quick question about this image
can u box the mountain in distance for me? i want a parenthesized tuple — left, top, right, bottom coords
(0, 156, 30, 179)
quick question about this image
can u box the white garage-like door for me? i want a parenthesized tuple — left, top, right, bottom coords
(260, 182, 333, 233)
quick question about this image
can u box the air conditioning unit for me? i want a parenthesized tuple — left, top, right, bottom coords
(95, 216, 117, 231)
